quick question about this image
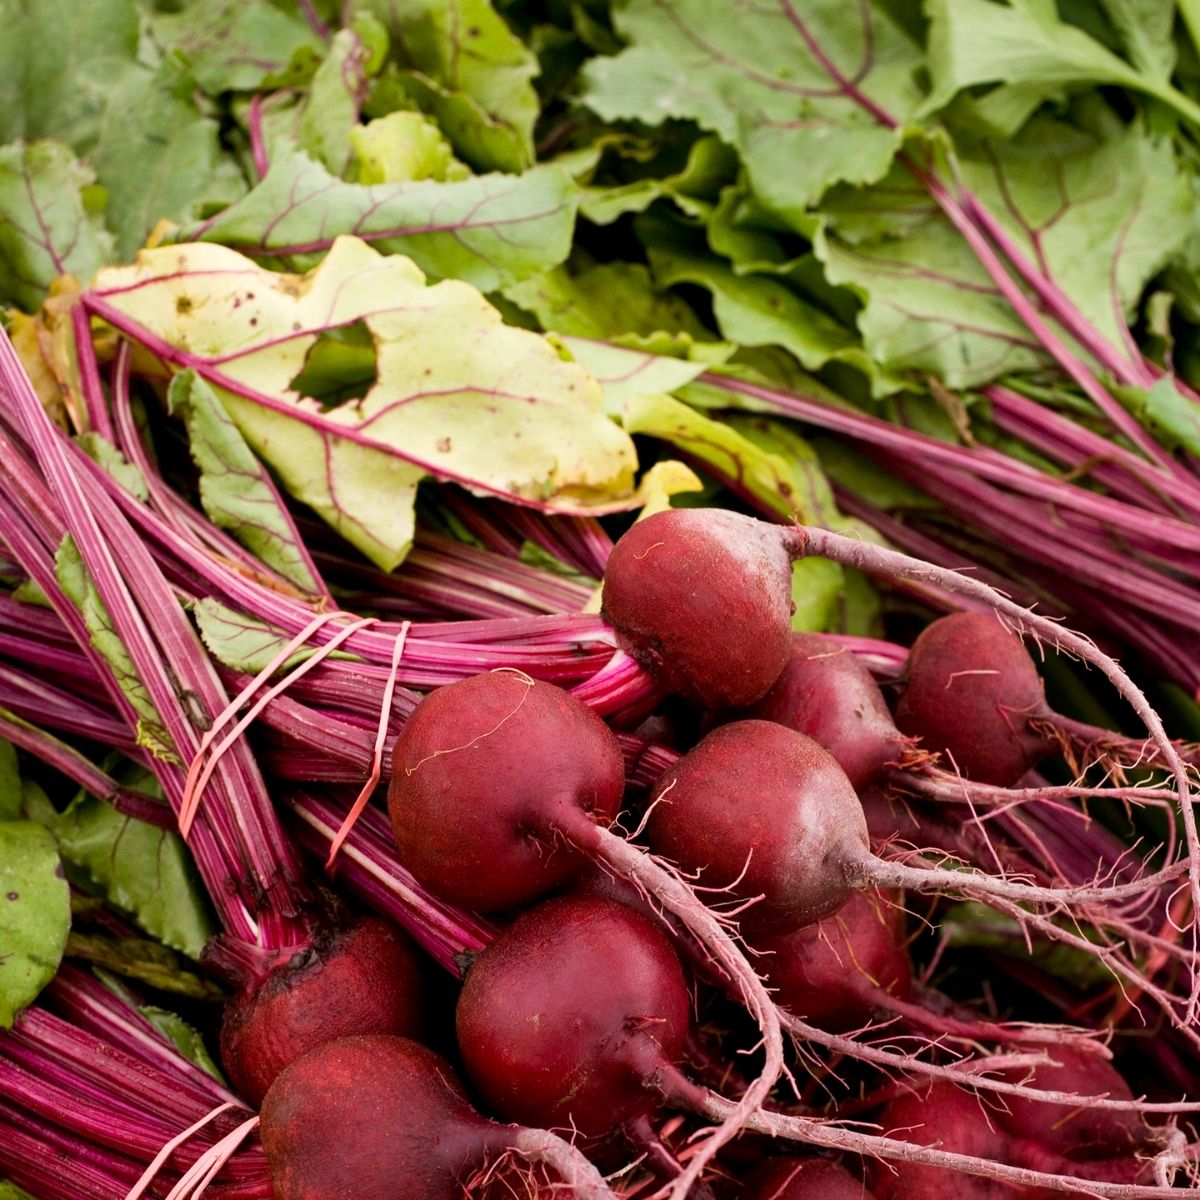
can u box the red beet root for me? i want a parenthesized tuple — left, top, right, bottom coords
(894, 613, 1054, 786)
(645, 721, 868, 936)
(744, 1157, 875, 1199)
(602, 508, 795, 709)
(992, 1046, 1155, 1161)
(261, 1034, 614, 1200)
(260, 1035, 507, 1200)
(739, 634, 909, 789)
(870, 1080, 1154, 1200)
(388, 672, 625, 910)
(755, 891, 910, 1031)
(455, 894, 693, 1138)
(220, 917, 424, 1105)
(871, 1082, 1037, 1200)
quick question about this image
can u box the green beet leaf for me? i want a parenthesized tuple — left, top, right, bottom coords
(0, 141, 114, 310)
(356, 0, 540, 171)
(171, 151, 577, 292)
(298, 28, 372, 176)
(816, 119, 1192, 387)
(89, 58, 247, 260)
(349, 111, 470, 184)
(640, 215, 891, 393)
(0, 820, 69, 1027)
(0, 0, 140, 153)
(0, 742, 20, 823)
(44, 786, 216, 960)
(150, 0, 327, 95)
(169, 371, 324, 596)
(92, 237, 640, 570)
(55, 538, 177, 763)
(506, 261, 714, 345)
(923, 0, 1200, 131)
(582, 0, 926, 227)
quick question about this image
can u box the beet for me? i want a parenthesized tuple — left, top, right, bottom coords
(755, 891, 910, 1031)
(894, 613, 1054, 786)
(260, 1035, 507, 1200)
(387, 672, 625, 910)
(738, 634, 909, 789)
(743, 1157, 874, 1199)
(644, 720, 868, 936)
(455, 894, 693, 1138)
(870, 1082, 1036, 1200)
(220, 917, 424, 1105)
(991, 1046, 1155, 1161)
(261, 1034, 614, 1200)
(602, 508, 795, 709)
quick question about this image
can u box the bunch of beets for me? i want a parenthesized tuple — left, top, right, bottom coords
(238, 509, 1200, 1199)
(1, 335, 1198, 1200)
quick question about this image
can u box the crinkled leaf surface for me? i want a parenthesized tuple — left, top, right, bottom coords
(0, 821, 69, 1027)
(149, 0, 327, 94)
(357, 0, 540, 171)
(349, 110, 469, 183)
(640, 215, 888, 390)
(817, 120, 1193, 387)
(173, 151, 577, 291)
(0, 141, 114, 310)
(506, 261, 713, 343)
(582, 0, 926, 228)
(578, 135, 737, 226)
(562, 338, 715, 414)
(92, 237, 639, 569)
(169, 371, 323, 595)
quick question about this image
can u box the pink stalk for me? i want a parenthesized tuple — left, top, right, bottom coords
(71, 304, 112, 440)
(959, 191, 1155, 389)
(325, 620, 410, 867)
(0, 329, 308, 943)
(288, 792, 498, 973)
(246, 95, 270, 181)
(0, 708, 170, 827)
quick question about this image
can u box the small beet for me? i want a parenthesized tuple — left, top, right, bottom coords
(871, 1082, 1035, 1200)
(645, 721, 868, 936)
(260, 1035, 506, 1200)
(739, 634, 909, 789)
(894, 613, 1054, 786)
(756, 891, 911, 1031)
(992, 1045, 1155, 1161)
(455, 894, 692, 1138)
(220, 917, 424, 1106)
(744, 1157, 874, 1199)
(602, 508, 795, 709)
(388, 672, 625, 910)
